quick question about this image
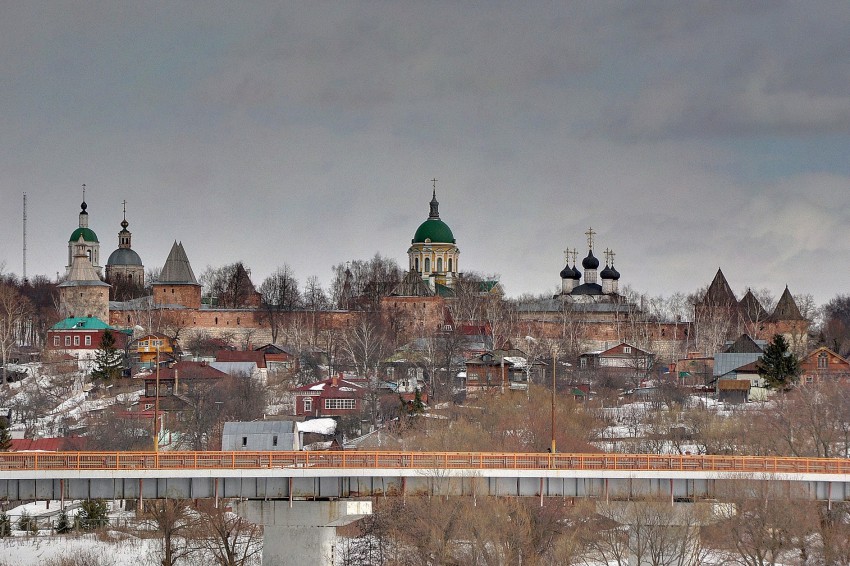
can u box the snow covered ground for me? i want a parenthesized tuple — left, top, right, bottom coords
(0, 533, 159, 566)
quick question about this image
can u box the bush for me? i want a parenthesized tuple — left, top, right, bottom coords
(43, 549, 117, 566)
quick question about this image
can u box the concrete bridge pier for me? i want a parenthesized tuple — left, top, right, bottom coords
(237, 500, 372, 565)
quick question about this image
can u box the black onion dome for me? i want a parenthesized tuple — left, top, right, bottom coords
(600, 264, 615, 279)
(570, 266, 581, 280)
(610, 265, 621, 280)
(559, 264, 572, 279)
(582, 250, 599, 269)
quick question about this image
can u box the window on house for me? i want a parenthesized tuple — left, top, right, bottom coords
(303, 398, 312, 413)
(242, 437, 247, 447)
(85, 336, 91, 346)
(437, 258, 443, 272)
(806, 376, 814, 385)
(65, 336, 71, 346)
(623, 346, 632, 354)
(73, 336, 80, 346)
(324, 398, 356, 410)
(424, 258, 430, 272)
(272, 435, 278, 447)
(818, 352, 829, 369)
(448, 258, 453, 272)
(53, 336, 60, 347)
(144, 403, 153, 410)
(580, 358, 587, 368)
(415, 258, 419, 271)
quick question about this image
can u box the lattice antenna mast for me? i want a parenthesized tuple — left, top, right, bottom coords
(22, 192, 27, 284)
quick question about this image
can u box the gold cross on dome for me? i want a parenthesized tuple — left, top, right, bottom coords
(585, 227, 596, 250)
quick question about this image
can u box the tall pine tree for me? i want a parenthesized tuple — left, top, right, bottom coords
(757, 334, 800, 390)
(91, 329, 124, 381)
(0, 417, 11, 451)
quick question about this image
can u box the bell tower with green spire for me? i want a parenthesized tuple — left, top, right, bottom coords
(66, 184, 102, 278)
(407, 179, 460, 290)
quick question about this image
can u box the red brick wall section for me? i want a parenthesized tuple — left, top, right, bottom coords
(152, 284, 202, 309)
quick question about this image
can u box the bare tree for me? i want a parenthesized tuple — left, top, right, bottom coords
(142, 499, 197, 566)
(591, 499, 708, 566)
(0, 283, 32, 382)
(340, 315, 389, 425)
(330, 254, 403, 311)
(200, 263, 259, 308)
(710, 480, 815, 566)
(191, 499, 263, 566)
(259, 264, 301, 343)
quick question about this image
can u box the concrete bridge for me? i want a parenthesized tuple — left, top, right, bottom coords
(2, 451, 849, 564)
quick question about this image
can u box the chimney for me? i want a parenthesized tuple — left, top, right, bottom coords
(332, 373, 340, 387)
(174, 369, 179, 394)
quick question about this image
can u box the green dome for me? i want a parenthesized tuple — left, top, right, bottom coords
(69, 227, 99, 243)
(413, 218, 455, 244)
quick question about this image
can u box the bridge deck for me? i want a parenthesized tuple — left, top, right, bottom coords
(1, 452, 848, 502)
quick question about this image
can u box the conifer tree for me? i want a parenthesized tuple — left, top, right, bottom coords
(0, 512, 10, 537)
(0, 418, 11, 451)
(55, 507, 71, 534)
(77, 499, 108, 531)
(757, 334, 800, 390)
(17, 509, 36, 533)
(91, 329, 124, 381)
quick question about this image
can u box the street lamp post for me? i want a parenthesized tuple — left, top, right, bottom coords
(551, 348, 557, 454)
(153, 345, 160, 453)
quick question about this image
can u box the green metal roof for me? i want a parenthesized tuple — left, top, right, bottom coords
(69, 227, 99, 243)
(412, 218, 455, 244)
(51, 317, 112, 330)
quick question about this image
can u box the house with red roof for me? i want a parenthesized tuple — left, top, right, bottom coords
(293, 374, 365, 418)
(134, 361, 229, 419)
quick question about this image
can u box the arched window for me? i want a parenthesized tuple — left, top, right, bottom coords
(424, 258, 431, 272)
(448, 258, 453, 272)
(415, 258, 419, 272)
(437, 258, 443, 272)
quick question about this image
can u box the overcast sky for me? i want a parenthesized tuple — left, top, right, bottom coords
(3, 2, 850, 306)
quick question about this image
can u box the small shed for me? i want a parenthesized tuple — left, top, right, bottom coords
(717, 379, 750, 404)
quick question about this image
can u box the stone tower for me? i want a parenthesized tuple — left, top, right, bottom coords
(59, 241, 111, 321)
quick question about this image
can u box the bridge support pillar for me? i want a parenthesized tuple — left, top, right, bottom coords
(237, 500, 372, 565)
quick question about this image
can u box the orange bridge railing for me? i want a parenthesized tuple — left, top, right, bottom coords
(1, 451, 849, 475)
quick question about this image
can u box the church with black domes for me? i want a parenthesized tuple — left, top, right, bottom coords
(557, 227, 622, 303)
